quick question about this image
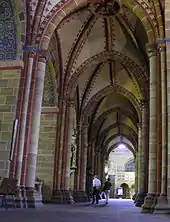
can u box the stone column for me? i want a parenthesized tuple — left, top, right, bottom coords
(53, 100, 67, 192)
(94, 152, 98, 175)
(25, 55, 46, 207)
(60, 102, 73, 188)
(60, 101, 74, 203)
(134, 154, 138, 198)
(16, 52, 35, 187)
(86, 142, 92, 200)
(73, 123, 88, 202)
(142, 45, 157, 213)
(135, 123, 143, 206)
(156, 51, 162, 196)
(141, 101, 149, 196)
(78, 124, 88, 201)
(74, 121, 81, 191)
(136, 101, 149, 207)
(137, 123, 142, 191)
(91, 144, 95, 175)
(69, 130, 77, 191)
(101, 153, 105, 184)
(155, 44, 170, 211)
(97, 152, 100, 179)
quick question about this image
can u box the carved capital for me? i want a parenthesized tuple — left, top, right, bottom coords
(146, 43, 157, 57)
(39, 51, 48, 62)
(156, 39, 166, 52)
(28, 51, 36, 58)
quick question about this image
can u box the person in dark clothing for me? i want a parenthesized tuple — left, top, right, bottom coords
(103, 178, 112, 204)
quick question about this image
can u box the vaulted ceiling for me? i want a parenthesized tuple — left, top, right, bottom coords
(49, 3, 150, 156)
(27, 0, 162, 157)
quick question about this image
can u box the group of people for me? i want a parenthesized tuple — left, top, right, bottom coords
(92, 175, 112, 204)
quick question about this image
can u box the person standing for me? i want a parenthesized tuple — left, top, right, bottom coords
(103, 178, 112, 204)
(92, 175, 101, 204)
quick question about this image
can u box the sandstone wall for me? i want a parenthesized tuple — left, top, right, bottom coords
(36, 107, 58, 200)
(0, 69, 20, 178)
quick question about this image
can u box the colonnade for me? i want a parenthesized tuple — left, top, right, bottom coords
(9, 41, 170, 212)
(135, 43, 170, 213)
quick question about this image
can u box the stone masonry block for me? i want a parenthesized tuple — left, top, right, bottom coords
(1, 70, 19, 79)
(0, 150, 9, 160)
(0, 95, 6, 104)
(0, 80, 8, 87)
(6, 95, 17, 105)
(1, 122, 13, 131)
(7, 79, 19, 87)
(0, 113, 3, 120)
(3, 112, 14, 121)
(0, 132, 12, 140)
(0, 88, 14, 95)
(0, 161, 5, 169)
(0, 141, 8, 151)
(0, 105, 11, 112)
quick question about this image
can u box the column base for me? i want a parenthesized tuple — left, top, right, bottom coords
(133, 193, 137, 202)
(73, 191, 89, 202)
(42, 184, 53, 204)
(25, 187, 43, 208)
(135, 193, 146, 207)
(15, 186, 27, 208)
(51, 189, 74, 204)
(154, 194, 170, 213)
(141, 193, 157, 213)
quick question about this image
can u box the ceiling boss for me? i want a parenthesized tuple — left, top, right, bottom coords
(88, 0, 121, 17)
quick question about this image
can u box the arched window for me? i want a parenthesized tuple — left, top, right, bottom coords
(125, 159, 135, 172)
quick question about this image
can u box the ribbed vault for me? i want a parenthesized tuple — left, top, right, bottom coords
(45, 1, 151, 159)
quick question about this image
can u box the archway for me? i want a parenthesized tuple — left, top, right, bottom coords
(120, 183, 130, 199)
(11, 0, 161, 208)
(105, 143, 135, 199)
(0, 0, 166, 214)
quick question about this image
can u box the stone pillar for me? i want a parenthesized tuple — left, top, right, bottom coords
(101, 153, 105, 184)
(15, 53, 35, 187)
(98, 152, 103, 181)
(69, 132, 77, 191)
(142, 101, 149, 196)
(135, 123, 144, 206)
(136, 101, 149, 207)
(14, 53, 35, 208)
(156, 51, 162, 196)
(25, 55, 46, 207)
(52, 100, 67, 193)
(61, 102, 74, 203)
(61, 102, 74, 189)
(52, 101, 74, 204)
(86, 142, 92, 200)
(137, 123, 142, 191)
(74, 121, 81, 191)
(142, 45, 157, 213)
(78, 124, 88, 201)
(20, 55, 39, 187)
(155, 44, 170, 211)
(91, 144, 95, 175)
(134, 154, 138, 199)
(73, 123, 88, 202)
